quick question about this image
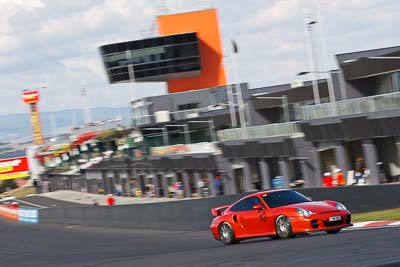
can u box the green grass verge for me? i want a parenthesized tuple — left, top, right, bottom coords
(352, 208, 400, 222)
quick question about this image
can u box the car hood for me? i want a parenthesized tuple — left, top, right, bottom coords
(285, 201, 337, 213)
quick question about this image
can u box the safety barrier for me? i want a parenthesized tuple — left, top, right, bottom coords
(0, 205, 39, 223)
(2, 185, 399, 230)
(0, 205, 18, 221)
(19, 208, 39, 223)
(39, 184, 400, 231)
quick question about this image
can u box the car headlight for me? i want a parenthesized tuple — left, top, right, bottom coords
(336, 202, 347, 210)
(296, 208, 314, 217)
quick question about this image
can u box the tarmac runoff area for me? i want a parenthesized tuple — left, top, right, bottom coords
(18, 190, 186, 208)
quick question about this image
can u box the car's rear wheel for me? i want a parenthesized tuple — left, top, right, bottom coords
(326, 229, 341, 234)
(218, 222, 237, 245)
(275, 215, 293, 239)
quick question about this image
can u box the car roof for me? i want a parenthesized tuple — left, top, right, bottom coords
(228, 189, 291, 206)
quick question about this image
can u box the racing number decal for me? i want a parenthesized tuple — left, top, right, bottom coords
(259, 212, 267, 223)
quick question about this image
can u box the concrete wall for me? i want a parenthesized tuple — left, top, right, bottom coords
(39, 184, 400, 231)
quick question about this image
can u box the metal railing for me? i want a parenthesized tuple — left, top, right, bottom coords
(172, 105, 229, 121)
(132, 115, 154, 126)
(218, 122, 302, 141)
(302, 91, 400, 120)
(132, 105, 230, 126)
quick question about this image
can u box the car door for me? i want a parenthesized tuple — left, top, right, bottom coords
(237, 197, 268, 235)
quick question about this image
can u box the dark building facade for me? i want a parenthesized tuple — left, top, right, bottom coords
(100, 32, 201, 83)
(41, 45, 400, 198)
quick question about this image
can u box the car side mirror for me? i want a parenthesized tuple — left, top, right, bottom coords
(252, 204, 264, 210)
(308, 196, 312, 201)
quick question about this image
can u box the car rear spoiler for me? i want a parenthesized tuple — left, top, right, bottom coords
(211, 205, 230, 217)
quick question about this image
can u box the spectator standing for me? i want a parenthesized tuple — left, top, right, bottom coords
(197, 178, 205, 197)
(353, 158, 364, 185)
(322, 172, 333, 187)
(177, 182, 184, 198)
(106, 194, 115, 206)
(213, 175, 224, 196)
(335, 169, 346, 186)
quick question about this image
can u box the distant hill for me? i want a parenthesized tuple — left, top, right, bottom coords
(0, 150, 26, 159)
(0, 107, 130, 144)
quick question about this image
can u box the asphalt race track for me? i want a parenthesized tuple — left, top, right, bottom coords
(1, 218, 399, 267)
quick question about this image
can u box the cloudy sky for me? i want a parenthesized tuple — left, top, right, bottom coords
(0, 0, 399, 116)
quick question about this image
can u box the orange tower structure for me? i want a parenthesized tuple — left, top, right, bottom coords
(157, 9, 227, 93)
(22, 90, 44, 145)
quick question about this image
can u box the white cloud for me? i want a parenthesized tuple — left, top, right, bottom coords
(240, 0, 305, 28)
(0, 0, 399, 117)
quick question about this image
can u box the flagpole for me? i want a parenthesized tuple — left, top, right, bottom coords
(225, 51, 237, 128)
(226, 83, 237, 128)
(230, 39, 247, 129)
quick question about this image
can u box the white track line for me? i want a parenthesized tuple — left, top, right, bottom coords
(65, 225, 80, 229)
(344, 225, 400, 231)
(16, 199, 47, 209)
(351, 221, 379, 228)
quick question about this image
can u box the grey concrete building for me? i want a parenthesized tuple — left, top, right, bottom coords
(41, 45, 400, 197)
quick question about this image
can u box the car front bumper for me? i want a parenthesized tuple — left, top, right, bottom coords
(290, 210, 352, 233)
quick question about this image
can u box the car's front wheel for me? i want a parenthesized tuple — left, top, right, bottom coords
(275, 215, 293, 239)
(326, 229, 341, 234)
(218, 222, 238, 245)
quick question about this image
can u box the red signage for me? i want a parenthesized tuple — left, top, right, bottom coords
(22, 90, 39, 104)
(0, 157, 30, 180)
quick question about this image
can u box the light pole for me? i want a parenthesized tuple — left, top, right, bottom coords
(226, 83, 238, 128)
(229, 39, 247, 128)
(80, 84, 92, 125)
(252, 94, 290, 122)
(223, 53, 237, 128)
(303, 10, 320, 105)
(126, 49, 136, 128)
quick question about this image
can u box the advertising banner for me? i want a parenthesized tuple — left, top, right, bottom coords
(150, 143, 217, 156)
(0, 205, 18, 220)
(151, 144, 188, 155)
(19, 208, 39, 223)
(0, 205, 39, 223)
(0, 156, 29, 180)
(21, 90, 39, 104)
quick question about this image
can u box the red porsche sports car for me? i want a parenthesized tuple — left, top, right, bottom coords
(210, 189, 352, 245)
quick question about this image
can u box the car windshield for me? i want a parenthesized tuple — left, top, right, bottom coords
(261, 190, 311, 208)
